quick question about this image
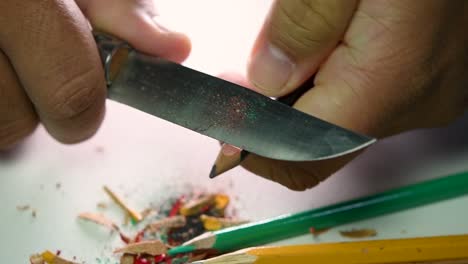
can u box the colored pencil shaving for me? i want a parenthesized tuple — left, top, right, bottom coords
(214, 194, 229, 211)
(309, 227, 330, 236)
(180, 195, 216, 216)
(78, 212, 119, 231)
(340, 228, 378, 238)
(29, 254, 44, 264)
(103, 185, 143, 222)
(16, 204, 31, 211)
(119, 254, 134, 264)
(114, 240, 167, 255)
(200, 215, 249, 231)
(30, 251, 78, 264)
(144, 215, 187, 232)
(31, 192, 234, 263)
(192, 234, 468, 264)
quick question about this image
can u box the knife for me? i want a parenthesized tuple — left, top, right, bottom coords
(94, 32, 376, 161)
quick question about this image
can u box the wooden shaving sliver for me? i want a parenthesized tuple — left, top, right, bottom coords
(29, 254, 44, 264)
(180, 194, 216, 216)
(310, 227, 330, 236)
(339, 228, 377, 238)
(120, 254, 135, 264)
(114, 240, 167, 256)
(145, 215, 186, 232)
(140, 208, 157, 220)
(214, 194, 229, 210)
(40, 250, 79, 264)
(78, 212, 119, 231)
(17, 205, 31, 211)
(96, 202, 108, 209)
(103, 185, 142, 222)
(200, 214, 248, 231)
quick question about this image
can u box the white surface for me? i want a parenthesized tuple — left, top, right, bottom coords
(2, 1, 468, 262)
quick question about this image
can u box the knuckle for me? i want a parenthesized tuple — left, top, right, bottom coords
(271, 0, 337, 55)
(0, 117, 37, 149)
(43, 66, 105, 121)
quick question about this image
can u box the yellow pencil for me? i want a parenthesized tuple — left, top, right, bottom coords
(192, 234, 468, 264)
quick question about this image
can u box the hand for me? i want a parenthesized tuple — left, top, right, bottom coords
(232, 0, 468, 190)
(0, 0, 190, 149)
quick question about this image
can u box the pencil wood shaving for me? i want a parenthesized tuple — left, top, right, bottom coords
(141, 208, 158, 220)
(78, 212, 119, 231)
(180, 195, 216, 216)
(96, 202, 108, 209)
(200, 215, 248, 231)
(29, 192, 236, 264)
(17, 205, 31, 211)
(309, 227, 330, 236)
(36, 251, 79, 264)
(213, 194, 229, 215)
(103, 185, 142, 222)
(340, 228, 378, 238)
(114, 240, 167, 256)
(145, 215, 187, 232)
(29, 254, 44, 264)
(120, 254, 134, 264)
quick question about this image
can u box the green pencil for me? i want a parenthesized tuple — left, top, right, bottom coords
(168, 171, 468, 256)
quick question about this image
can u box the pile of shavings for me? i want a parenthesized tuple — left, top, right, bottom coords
(30, 187, 247, 264)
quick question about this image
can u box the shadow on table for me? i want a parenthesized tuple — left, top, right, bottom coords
(341, 112, 468, 195)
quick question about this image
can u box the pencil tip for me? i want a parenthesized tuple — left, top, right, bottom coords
(209, 165, 218, 179)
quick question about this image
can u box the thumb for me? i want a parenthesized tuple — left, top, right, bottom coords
(248, 0, 357, 96)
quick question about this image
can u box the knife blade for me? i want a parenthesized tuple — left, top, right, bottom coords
(94, 32, 376, 161)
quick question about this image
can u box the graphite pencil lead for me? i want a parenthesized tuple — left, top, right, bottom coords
(209, 165, 218, 179)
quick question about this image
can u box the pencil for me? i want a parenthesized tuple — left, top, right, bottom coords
(208, 76, 314, 179)
(191, 234, 468, 264)
(168, 170, 468, 256)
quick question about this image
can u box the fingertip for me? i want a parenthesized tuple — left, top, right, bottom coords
(46, 102, 105, 144)
(116, 14, 192, 63)
(161, 32, 191, 63)
(86, 4, 192, 63)
(43, 85, 106, 145)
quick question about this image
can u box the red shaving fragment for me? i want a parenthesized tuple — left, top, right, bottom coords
(120, 233, 131, 244)
(133, 230, 145, 243)
(153, 254, 165, 262)
(134, 256, 149, 264)
(199, 205, 210, 214)
(56, 250, 61, 256)
(169, 197, 184, 217)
